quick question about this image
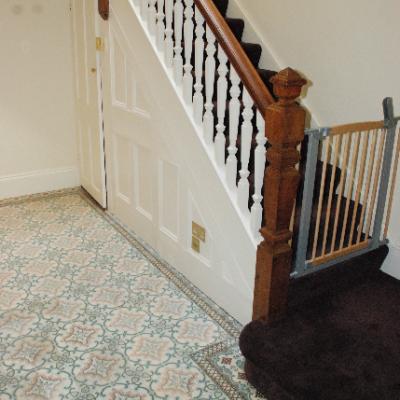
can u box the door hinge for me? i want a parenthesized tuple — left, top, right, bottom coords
(96, 37, 104, 51)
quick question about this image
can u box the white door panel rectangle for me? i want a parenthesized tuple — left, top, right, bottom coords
(110, 32, 128, 107)
(113, 133, 132, 203)
(159, 160, 179, 241)
(133, 145, 154, 221)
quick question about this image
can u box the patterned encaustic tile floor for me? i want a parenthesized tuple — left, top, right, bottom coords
(0, 189, 264, 399)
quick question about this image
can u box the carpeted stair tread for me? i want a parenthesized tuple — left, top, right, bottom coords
(287, 245, 388, 310)
(312, 160, 342, 198)
(240, 246, 400, 400)
(225, 18, 245, 41)
(257, 69, 278, 95)
(212, 0, 229, 16)
(291, 158, 365, 261)
(240, 42, 262, 68)
(302, 193, 363, 260)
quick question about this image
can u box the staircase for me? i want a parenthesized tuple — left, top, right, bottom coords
(98, 0, 400, 319)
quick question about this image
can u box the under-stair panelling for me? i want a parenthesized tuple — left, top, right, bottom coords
(100, 0, 259, 323)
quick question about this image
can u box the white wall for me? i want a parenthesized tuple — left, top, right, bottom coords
(230, 0, 400, 277)
(230, 0, 400, 126)
(0, 0, 79, 199)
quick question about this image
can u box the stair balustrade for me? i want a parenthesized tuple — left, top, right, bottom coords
(128, 0, 297, 242)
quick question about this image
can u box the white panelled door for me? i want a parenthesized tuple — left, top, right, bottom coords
(100, 3, 190, 263)
(100, 17, 160, 249)
(72, 0, 107, 207)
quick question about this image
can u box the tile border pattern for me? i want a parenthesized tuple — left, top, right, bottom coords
(192, 340, 246, 400)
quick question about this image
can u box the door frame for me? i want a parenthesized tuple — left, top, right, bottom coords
(71, 0, 108, 208)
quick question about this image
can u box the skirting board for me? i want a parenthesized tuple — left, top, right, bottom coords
(382, 242, 400, 279)
(0, 167, 80, 200)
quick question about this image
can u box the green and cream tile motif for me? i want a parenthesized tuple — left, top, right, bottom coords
(0, 189, 261, 399)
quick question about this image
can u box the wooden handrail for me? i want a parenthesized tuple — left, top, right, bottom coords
(329, 120, 384, 136)
(98, 0, 275, 112)
(99, 0, 109, 20)
(194, 0, 275, 115)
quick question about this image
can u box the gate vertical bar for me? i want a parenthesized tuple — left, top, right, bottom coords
(372, 97, 397, 247)
(294, 130, 322, 275)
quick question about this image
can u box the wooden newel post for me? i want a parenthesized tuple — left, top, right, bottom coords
(252, 68, 307, 322)
(98, 0, 109, 20)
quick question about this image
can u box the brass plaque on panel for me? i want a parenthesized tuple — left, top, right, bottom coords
(192, 236, 200, 253)
(96, 37, 104, 51)
(192, 222, 206, 242)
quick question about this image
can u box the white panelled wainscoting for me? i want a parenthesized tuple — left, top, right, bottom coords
(94, 0, 258, 323)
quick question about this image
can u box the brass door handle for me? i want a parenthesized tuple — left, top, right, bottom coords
(91, 68, 97, 73)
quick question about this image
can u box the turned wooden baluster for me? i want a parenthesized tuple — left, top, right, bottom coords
(183, 0, 194, 103)
(250, 111, 266, 238)
(226, 67, 241, 191)
(238, 89, 254, 213)
(252, 68, 306, 322)
(193, 7, 205, 125)
(203, 26, 216, 146)
(173, 0, 184, 84)
(148, 0, 157, 36)
(156, 0, 165, 50)
(215, 45, 228, 167)
(164, 0, 174, 67)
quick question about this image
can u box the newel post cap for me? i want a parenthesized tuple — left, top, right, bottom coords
(270, 68, 307, 103)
